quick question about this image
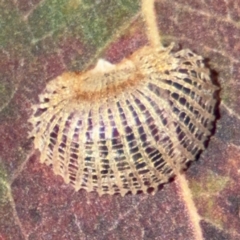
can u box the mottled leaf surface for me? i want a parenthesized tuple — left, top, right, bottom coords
(0, 0, 240, 239)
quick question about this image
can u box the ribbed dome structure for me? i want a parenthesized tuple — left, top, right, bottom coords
(29, 44, 217, 196)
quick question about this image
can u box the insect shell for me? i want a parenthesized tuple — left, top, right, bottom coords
(29, 43, 217, 196)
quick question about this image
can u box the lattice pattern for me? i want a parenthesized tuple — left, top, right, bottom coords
(29, 44, 218, 196)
